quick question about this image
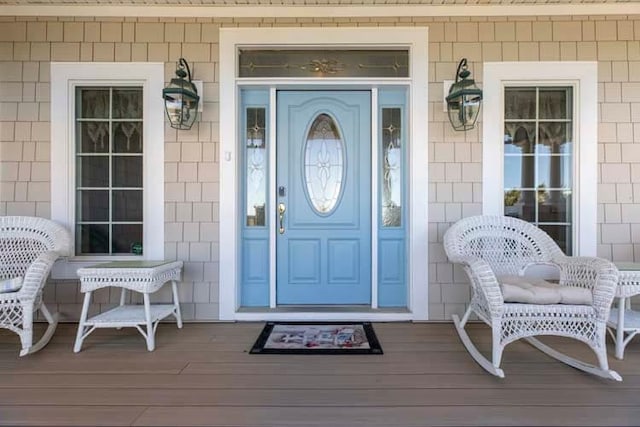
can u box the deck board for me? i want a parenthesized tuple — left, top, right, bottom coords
(0, 322, 638, 426)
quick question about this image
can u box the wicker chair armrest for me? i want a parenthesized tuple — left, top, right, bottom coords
(456, 257, 505, 316)
(17, 250, 60, 300)
(553, 256, 618, 319)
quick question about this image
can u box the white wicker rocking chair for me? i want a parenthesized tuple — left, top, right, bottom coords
(443, 215, 621, 381)
(0, 216, 71, 356)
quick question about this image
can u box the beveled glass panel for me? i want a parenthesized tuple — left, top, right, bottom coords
(536, 122, 572, 154)
(536, 155, 572, 189)
(304, 114, 344, 214)
(503, 190, 535, 222)
(246, 107, 266, 227)
(112, 88, 143, 119)
(538, 191, 572, 223)
(504, 122, 535, 154)
(76, 190, 109, 222)
(77, 156, 109, 188)
(540, 224, 572, 255)
(382, 108, 402, 227)
(504, 155, 535, 189)
(113, 156, 143, 188)
(113, 122, 143, 153)
(76, 121, 110, 153)
(76, 224, 110, 255)
(504, 88, 536, 120)
(539, 87, 572, 120)
(112, 190, 143, 222)
(76, 88, 109, 119)
(112, 224, 143, 254)
(239, 49, 409, 78)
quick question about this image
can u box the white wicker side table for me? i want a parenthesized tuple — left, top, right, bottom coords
(607, 262, 640, 359)
(74, 260, 183, 352)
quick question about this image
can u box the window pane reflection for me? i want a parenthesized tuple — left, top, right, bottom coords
(504, 88, 536, 120)
(536, 155, 572, 189)
(504, 190, 535, 222)
(504, 155, 535, 190)
(504, 122, 535, 154)
(537, 122, 572, 155)
(112, 224, 143, 254)
(540, 224, 572, 255)
(539, 88, 572, 120)
(538, 191, 572, 223)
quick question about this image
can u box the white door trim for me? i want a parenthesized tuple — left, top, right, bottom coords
(219, 27, 429, 321)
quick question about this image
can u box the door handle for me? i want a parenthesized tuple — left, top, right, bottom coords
(278, 203, 286, 234)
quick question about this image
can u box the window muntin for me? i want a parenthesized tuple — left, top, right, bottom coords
(75, 87, 144, 256)
(503, 86, 574, 254)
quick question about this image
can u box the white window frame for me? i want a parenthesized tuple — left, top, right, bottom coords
(51, 63, 165, 275)
(482, 62, 598, 256)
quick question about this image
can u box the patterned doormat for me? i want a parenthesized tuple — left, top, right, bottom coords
(249, 322, 383, 354)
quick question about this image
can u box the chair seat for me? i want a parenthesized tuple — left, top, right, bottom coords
(498, 275, 593, 305)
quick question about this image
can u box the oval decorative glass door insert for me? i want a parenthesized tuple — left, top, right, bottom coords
(303, 113, 345, 214)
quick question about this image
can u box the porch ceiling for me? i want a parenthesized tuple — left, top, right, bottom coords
(0, 0, 637, 5)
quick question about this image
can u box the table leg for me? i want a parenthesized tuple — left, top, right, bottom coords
(171, 280, 183, 329)
(74, 291, 92, 353)
(143, 293, 154, 351)
(119, 288, 127, 306)
(616, 296, 626, 360)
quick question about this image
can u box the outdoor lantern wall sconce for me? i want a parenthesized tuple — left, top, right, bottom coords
(163, 58, 200, 130)
(445, 58, 483, 131)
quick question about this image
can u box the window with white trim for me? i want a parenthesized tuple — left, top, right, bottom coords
(51, 63, 165, 261)
(503, 86, 573, 254)
(483, 62, 598, 256)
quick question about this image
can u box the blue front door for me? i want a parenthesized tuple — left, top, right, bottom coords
(276, 91, 371, 304)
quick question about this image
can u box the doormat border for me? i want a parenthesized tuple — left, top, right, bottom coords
(249, 321, 383, 355)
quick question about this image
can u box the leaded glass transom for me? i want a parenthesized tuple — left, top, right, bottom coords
(239, 49, 409, 78)
(304, 114, 344, 214)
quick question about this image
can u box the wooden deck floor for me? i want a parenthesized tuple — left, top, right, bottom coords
(1, 322, 639, 426)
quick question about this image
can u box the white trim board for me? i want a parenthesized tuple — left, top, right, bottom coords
(2, 3, 637, 17)
(482, 61, 598, 257)
(219, 27, 429, 321)
(50, 62, 165, 278)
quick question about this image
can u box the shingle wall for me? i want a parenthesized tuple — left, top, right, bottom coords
(0, 14, 638, 320)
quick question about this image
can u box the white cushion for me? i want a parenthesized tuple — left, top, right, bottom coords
(498, 275, 592, 305)
(0, 277, 23, 294)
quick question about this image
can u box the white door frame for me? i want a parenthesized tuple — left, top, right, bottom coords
(219, 27, 429, 321)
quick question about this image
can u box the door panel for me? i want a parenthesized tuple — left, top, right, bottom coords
(276, 91, 371, 304)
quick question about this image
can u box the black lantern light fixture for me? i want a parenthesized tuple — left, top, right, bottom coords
(163, 58, 200, 130)
(445, 58, 483, 131)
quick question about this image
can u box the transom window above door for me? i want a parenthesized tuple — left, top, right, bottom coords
(503, 86, 574, 254)
(238, 49, 409, 78)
